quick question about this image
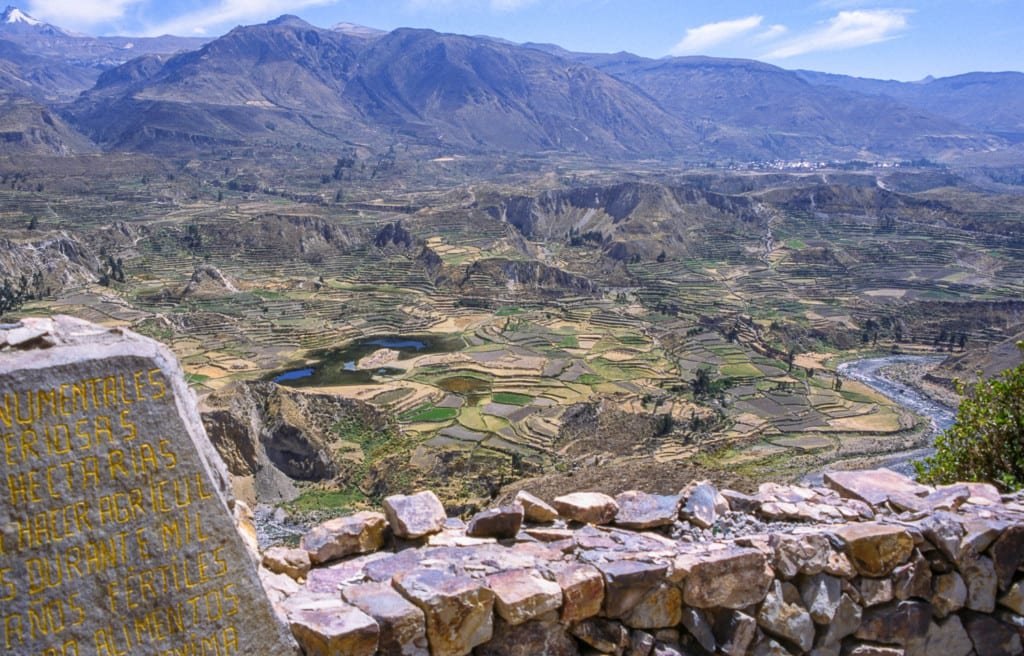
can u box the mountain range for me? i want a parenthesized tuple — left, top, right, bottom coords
(0, 6, 207, 99)
(0, 6, 1021, 163)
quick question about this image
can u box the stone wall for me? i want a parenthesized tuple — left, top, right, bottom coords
(266, 470, 1024, 656)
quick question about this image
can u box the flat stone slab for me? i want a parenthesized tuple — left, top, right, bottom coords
(552, 562, 604, 623)
(624, 582, 682, 630)
(679, 547, 773, 609)
(824, 469, 930, 507)
(831, 523, 914, 577)
(343, 581, 429, 656)
(596, 559, 670, 619)
(0, 317, 298, 655)
(300, 511, 387, 564)
(284, 593, 379, 656)
(552, 492, 618, 525)
(486, 569, 562, 626)
(394, 568, 495, 656)
(614, 490, 680, 529)
(515, 490, 558, 523)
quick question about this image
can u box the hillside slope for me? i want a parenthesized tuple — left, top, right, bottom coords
(66, 16, 694, 157)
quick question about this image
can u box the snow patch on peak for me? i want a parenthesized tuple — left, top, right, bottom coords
(3, 6, 42, 26)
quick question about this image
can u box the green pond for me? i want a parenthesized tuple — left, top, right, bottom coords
(436, 375, 491, 405)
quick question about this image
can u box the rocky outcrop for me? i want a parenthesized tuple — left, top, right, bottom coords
(181, 264, 238, 297)
(200, 380, 392, 504)
(0, 231, 99, 289)
(373, 220, 415, 251)
(492, 181, 769, 265)
(163, 214, 365, 268)
(271, 469, 1024, 656)
(0, 94, 97, 156)
(434, 257, 599, 298)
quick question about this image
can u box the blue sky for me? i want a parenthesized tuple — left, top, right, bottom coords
(22, 0, 1023, 81)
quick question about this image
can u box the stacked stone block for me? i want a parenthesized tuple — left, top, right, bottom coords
(266, 473, 1024, 656)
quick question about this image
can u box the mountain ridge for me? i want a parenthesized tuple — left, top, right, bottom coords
(66, 17, 697, 157)
(795, 69, 1024, 141)
(0, 4, 209, 109)
(0, 6, 208, 65)
(0, 9, 1020, 162)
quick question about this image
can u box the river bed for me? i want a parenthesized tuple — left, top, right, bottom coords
(808, 354, 956, 482)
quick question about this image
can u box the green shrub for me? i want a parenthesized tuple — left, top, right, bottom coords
(287, 487, 367, 513)
(915, 343, 1024, 491)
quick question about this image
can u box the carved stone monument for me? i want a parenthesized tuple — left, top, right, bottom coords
(0, 316, 297, 655)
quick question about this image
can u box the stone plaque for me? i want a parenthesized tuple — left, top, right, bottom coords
(0, 317, 297, 655)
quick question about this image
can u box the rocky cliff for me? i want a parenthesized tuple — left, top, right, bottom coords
(201, 381, 392, 506)
(0, 230, 99, 288)
(489, 181, 770, 263)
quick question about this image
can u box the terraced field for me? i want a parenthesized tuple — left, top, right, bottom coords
(279, 307, 678, 466)
(3, 156, 1023, 503)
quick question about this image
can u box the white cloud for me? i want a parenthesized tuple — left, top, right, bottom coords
(764, 9, 909, 59)
(816, 0, 879, 7)
(670, 15, 764, 56)
(404, 0, 539, 11)
(27, 0, 145, 29)
(141, 0, 337, 37)
(755, 24, 788, 41)
(489, 0, 539, 11)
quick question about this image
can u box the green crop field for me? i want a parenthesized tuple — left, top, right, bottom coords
(491, 392, 534, 406)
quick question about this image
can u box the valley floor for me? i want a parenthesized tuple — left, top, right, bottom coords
(2, 155, 1021, 512)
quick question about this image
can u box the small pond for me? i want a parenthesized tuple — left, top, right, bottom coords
(271, 334, 465, 387)
(273, 367, 316, 383)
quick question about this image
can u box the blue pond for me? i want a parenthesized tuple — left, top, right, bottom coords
(269, 334, 462, 387)
(273, 367, 315, 383)
(366, 338, 426, 350)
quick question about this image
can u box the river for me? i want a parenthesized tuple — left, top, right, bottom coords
(810, 355, 956, 481)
